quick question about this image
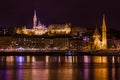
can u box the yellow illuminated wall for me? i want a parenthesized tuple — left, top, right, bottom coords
(48, 23, 71, 35)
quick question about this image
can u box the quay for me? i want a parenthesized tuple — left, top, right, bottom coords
(0, 50, 120, 56)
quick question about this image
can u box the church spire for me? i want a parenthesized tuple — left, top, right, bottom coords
(34, 10, 36, 17)
(102, 14, 107, 50)
(33, 10, 37, 28)
(102, 14, 106, 26)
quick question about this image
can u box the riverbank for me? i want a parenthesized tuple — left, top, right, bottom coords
(0, 50, 120, 56)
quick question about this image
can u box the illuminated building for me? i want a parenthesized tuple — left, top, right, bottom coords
(93, 15, 107, 50)
(48, 23, 71, 35)
(16, 10, 47, 36)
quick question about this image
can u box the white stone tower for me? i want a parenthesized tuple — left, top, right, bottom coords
(102, 14, 107, 50)
(33, 10, 37, 28)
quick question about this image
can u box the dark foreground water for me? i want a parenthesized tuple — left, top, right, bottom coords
(0, 55, 120, 80)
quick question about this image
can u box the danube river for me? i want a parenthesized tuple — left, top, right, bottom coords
(0, 55, 120, 80)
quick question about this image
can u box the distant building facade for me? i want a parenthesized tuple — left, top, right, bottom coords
(16, 10, 48, 36)
(48, 23, 71, 35)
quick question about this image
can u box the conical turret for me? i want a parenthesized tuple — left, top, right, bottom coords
(93, 27, 101, 39)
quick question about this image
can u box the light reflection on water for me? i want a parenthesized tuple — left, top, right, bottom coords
(0, 56, 120, 80)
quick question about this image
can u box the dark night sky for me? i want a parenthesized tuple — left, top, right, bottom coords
(0, 0, 120, 29)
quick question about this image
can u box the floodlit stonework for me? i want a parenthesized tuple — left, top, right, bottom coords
(93, 27, 102, 50)
(48, 23, 71, 35)
(16, 10, 48, 36)
(93, 15, 107, 50)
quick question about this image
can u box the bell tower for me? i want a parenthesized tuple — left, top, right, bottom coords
(33, 10, 37, 28)
(102, 14, 107, 50)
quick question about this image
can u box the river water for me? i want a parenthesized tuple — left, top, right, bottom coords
(0, 55, 120, 80)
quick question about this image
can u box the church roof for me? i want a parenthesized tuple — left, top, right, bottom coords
(93, 27, 101, 38)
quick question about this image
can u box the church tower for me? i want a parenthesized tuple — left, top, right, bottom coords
(102, 14, 107, 50)
(33, 10, 37, 28)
